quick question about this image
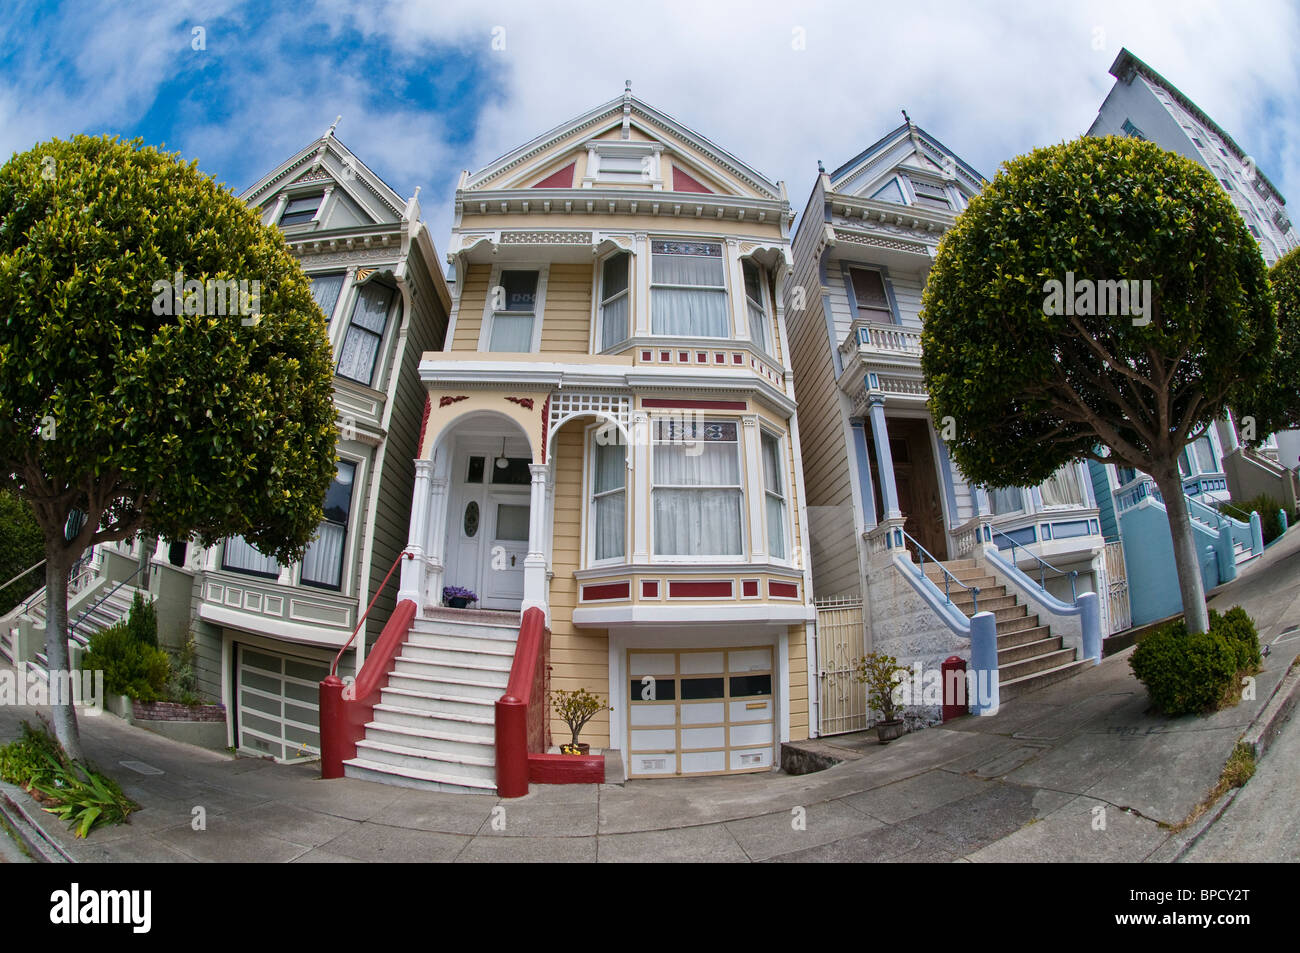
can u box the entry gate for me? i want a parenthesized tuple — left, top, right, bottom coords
(814, 595, 868, 735)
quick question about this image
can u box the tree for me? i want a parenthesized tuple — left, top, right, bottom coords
(921, 136, 1275, 635)
(1244, 245, 1300, 440)
(0, 489, 44, 615)
(0, 135, 338, 759)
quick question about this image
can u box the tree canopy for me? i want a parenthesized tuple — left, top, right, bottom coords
(0, 134, 338, 756)
(1246, 245, 1300, 440)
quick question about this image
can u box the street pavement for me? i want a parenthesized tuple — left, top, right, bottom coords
(0, 526, 1296, 863)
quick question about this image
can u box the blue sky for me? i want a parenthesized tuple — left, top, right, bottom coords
(2, 0, 1297, 257)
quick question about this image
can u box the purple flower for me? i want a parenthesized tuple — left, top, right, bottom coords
(442, 586, 477, 602)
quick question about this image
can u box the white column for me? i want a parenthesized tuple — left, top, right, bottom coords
(522, 463, 551, 614)
(743, 416, 765, 562)
(727, 238, 747, 339)
(631, 412, 651, 562)
(398, 458, 435, 612)
(634, 234, 650, 336)
(867, 393, 901, 519)
(424, 473, 449, 610)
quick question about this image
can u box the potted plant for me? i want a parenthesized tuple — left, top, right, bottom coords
(442, 586, 477, 609)
(854, 651, 907, 743)
(550, 687, 610, 756)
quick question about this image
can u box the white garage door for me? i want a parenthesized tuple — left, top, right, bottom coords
(236, 644, 331, 761)
(627, 647, 775, 778)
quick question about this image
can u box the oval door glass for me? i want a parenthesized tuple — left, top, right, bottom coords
(464, 501, 480, 538)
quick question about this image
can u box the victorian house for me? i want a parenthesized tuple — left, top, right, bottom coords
(339, 86, 816, 791)
(95, 128, 451, 761)
(786, 121, 1112, 735)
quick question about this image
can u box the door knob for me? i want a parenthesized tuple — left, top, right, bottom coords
(510, 554, 516, 566)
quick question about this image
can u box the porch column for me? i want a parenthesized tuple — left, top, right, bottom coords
(866, 392, 901, 519)
(523, 463, 551, 614)
(423, 470, 450, 612)
(397, 458, 434, 610)
(849, 418, 876, 527)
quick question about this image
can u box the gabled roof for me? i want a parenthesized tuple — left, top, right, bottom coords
(829, 120, 986, 198)
(461, 85, 785, 202)
(1107, 48, 1285, 205)
(240, 123, 410, 225)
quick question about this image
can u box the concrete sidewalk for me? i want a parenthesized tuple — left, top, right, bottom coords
(2, 528, 1297, 863)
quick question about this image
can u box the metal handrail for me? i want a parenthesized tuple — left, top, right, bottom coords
(69, 562, 147, 644)
(899, 527, 979, 614)
(16, 553, 100, 617)
(331, 550, 414, 676)
(0, 559, 45, 595)
(986, 524, 1078, 604)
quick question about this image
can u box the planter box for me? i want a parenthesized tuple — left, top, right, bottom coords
(132, 701, 228, 751)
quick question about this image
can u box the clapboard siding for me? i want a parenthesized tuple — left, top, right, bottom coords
(539, 263, 593, 353)
(451, 264, 491, 350)
(788, 623, 809, 741)
(547, 422, 610, 746)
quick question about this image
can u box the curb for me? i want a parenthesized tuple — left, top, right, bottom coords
(1153, 788, 1239, 863)
(0, 781, 72, 863)
(1241, 661, 1300, 761)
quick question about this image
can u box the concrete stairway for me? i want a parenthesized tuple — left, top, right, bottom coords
(8, 583, 146, 672)
(925, 558, 1091, 702)
(343, 608, 520, 794)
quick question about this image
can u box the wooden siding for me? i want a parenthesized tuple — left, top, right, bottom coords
(547, 422, 611, 746)
(788, 623, 809, 741)
(539, 263, 593, 354)
(451, 263, 491, 351)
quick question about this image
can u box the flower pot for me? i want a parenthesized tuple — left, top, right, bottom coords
(447, 597, 470, 609)
(562, 743, 591, 756)
(875, 719, 905, 744)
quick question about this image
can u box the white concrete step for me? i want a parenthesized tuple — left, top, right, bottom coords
(354, 737, 495, 783)
(371, 703, 495, 741)
(364, 720, 495, 758)
(385, 671, 506, 701)
(400, 642, 515, 669)
(405, 629, 519, 655)
(343, 756, 496, 794)
(411, 613, 520, 641)
(379, 686, 496, 719)
(392, 655, 511, 686)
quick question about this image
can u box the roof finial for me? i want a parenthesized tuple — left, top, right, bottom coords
(326, 115, 341, 138)
(621, 81, 633, 139)
(625, 79, 632, 96)
(817, 159, 825, 174)
(901, 108, 911, 126)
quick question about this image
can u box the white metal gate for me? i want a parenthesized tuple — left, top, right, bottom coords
(815, 595, 868, 735)
(1103, 541, 1131, 634)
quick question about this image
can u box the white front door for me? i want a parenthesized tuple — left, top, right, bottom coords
(443, 441, 532, 611)
(482, 492, 529, 608)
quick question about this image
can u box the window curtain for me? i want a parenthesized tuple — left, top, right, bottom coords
(987, 486, 1024, 515)
(309, 273, 345, 322)
(300, 523, 345, 588)
(653, 422, 742, 555)
(743, 261, 770, 354)
(761, 432, 786, 559)
(1194, 436, 1218, 472)
(651, 245, 728, 337)
(223, 536, 280, 577)
(1039, 465, 1085, 507)
(337, 282, 393, 384)
(601, 254, 630, 349)
(488, 314, 534, 352)
(593, 442, 626, 560)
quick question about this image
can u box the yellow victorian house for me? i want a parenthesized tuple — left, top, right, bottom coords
(338, 86, 816, 792)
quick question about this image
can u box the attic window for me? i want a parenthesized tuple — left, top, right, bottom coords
(585, 142, 662, 188)
(908, 178, 951, 210)
(280, 193, 323, 226)
(1121, 118, 1147, 141)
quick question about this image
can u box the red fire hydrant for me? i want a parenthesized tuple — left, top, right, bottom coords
(941, 655, 968, 723)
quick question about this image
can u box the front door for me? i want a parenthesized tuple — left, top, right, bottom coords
(869, 417, 949, 560)
(444, 444, 532, 611)
(481, 493, 529, 608)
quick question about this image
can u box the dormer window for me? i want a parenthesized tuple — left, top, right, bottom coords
(908, 177, 952, 210)
(280, 193, 323, 227)
(585, 142, 662, 188)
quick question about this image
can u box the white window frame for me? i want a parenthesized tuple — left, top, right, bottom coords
(650, 416, 746, 561)
(760, 428, 789, 562)
(847, 265, 896, 325)
(477, 263, 549, 354)
(596, 251, 632, 352)
(649, 238, 732, 340)
(742, 259, 773, 357)
(278, 191, 324, 227)
(336, 278, 400, 389)
(584, 141, 664, 189)
(299, 457, 360, 592)
(905, 175, 954, 211)
(585, 424, 628, 567)
(1037, 462, 1087, 510)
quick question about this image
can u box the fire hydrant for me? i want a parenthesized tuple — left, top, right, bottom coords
(941, 655, 968, 722)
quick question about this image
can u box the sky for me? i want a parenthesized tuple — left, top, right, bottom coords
(2, 0, 1297, 263)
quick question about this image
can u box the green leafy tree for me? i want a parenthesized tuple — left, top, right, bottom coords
(0, 489, 44, 614)
(921, 136, 1275, 635)
(0, 135, 338, 759)
(1245, 245, 1300, 440)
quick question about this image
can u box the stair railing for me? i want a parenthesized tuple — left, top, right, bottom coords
(330, 550, 413, 677)
(899, 526, 979, 614)
(68, 562, 147, 646)
(0, 559, 45, 599)
(986, 524, 1077, 605)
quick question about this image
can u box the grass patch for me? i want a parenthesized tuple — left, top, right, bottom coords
(1170, 741, 1257, 833)
(0, 811, 34, 860)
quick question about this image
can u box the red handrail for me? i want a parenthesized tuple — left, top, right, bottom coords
(331, 551, 413, 676)
(495, 606, 549, 797)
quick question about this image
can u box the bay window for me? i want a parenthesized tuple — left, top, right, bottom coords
(301, 460, 357, 590)
(761, 431, 787, 559)
(222, 536, 281, 578)
(309, 272, 345, 323)
(592, 439, 626, 561)
(599, 254, 630, 350)
(742, 260, 770, 355)
(488, 270, 540, 352)
(652, 418, 743, 556)
(337, 280, 395, 386)
(651, 240, 729, 337)
(1038, 464, 1085, 507)
(849, 267, 893, 323)
(987, 486, 1024, 516)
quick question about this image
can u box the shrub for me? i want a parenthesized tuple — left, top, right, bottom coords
(0, 719, 63, 787)
(81, 621, 171, 702)
(854, 651, 905, 722)
(124, 591, 159, 648)
(1130, 608, 1261, 715)
(1218, 494, 1286, 544)
(166, 635, 202, 706)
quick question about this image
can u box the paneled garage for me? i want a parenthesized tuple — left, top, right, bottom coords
(235, 643, 331, 761)
(626, 646, 775, 778)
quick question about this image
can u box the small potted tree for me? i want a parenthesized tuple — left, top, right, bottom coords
(442, 586, 477, 609)
(550, 687, 610, 755)
(855, 651, 907, 743)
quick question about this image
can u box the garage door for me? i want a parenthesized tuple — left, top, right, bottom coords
(627, 647, 774, 778)
(236, 645, 331, 761)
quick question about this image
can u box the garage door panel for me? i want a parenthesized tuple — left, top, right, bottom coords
(630, 728, 676, 750)
(680, 701, 725, 724)
(730, 722, 772, 747)
(629, 653, 677, 676)
(681, 726, 726, 749)
(681, 750, 726, 773)
(680, 652, 724, 674)
(728, 649, 771, 672)
(630, 754, 677, 775)
(729, 699, 773, 723)
(630, 704, 676, 727)
(237, 644, 325, 763)
(731, 748, 771, 771)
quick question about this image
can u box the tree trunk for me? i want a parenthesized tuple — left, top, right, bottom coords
(42, 552, 86, 762)
(1152, 468, 1211, 635)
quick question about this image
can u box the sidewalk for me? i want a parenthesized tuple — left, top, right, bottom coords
(3, 528, 1297, 863)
